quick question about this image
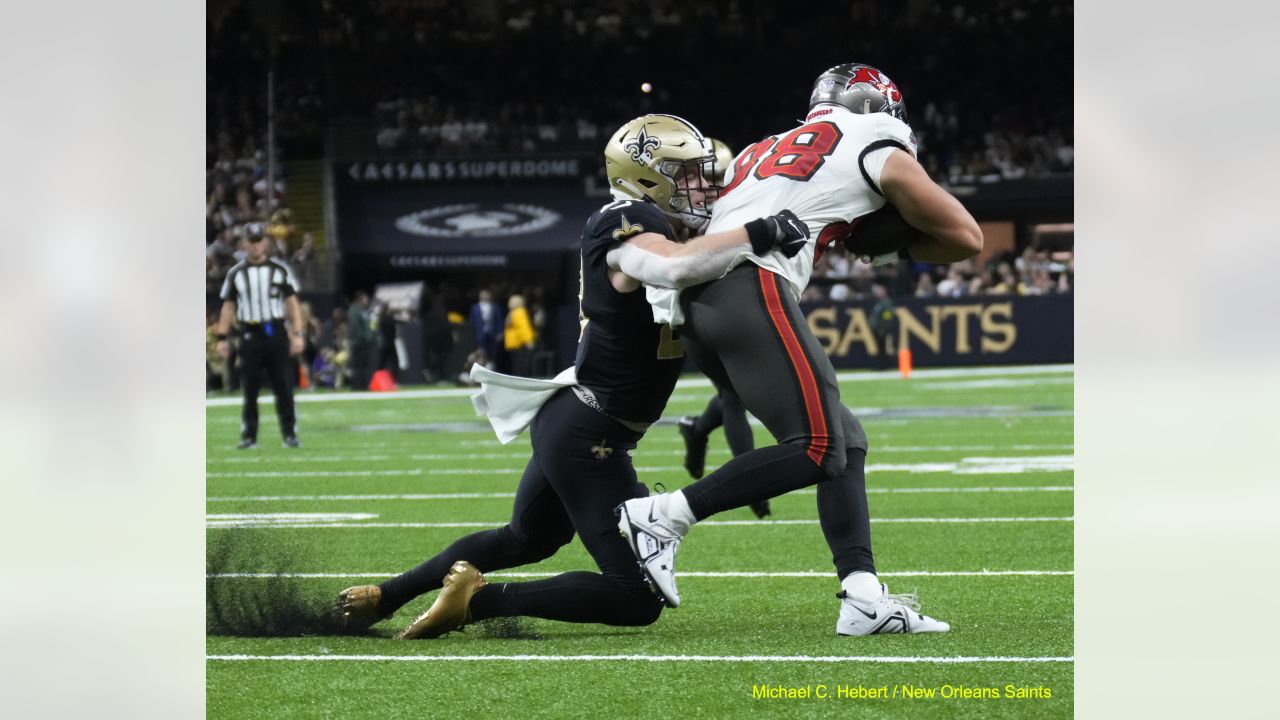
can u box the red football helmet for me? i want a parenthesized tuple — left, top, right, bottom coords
(809, 63, 907, 123)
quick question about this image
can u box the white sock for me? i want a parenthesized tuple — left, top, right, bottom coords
(840, 571, 882, 602)
(660, 490, 697, 537)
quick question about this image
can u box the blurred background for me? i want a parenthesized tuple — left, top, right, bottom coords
(206, 0, 1073, 393)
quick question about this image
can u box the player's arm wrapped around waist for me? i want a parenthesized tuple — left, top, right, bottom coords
(606, 238, 743, 289)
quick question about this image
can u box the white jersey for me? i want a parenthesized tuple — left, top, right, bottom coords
(647, 105, 916, 325)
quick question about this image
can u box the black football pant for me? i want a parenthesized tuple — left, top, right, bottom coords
(238, 323, 297, 441)
(677, 264, 875, 575)
(378, 388, 663, 626)
(693, 386, 755, 457)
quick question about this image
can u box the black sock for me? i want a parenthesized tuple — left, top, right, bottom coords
(681, 444, 827, 520)
(816, 448, 875, 577)
(469, 572, 662, 627)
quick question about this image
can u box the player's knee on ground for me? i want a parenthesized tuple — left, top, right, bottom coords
(615, 586, 664, 626)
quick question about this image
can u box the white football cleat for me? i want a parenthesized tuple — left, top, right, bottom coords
(616, 496, 683, 607)
(836, 583, 950, 636)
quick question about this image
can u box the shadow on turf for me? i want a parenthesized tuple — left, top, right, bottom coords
(206, 530, 381, 638)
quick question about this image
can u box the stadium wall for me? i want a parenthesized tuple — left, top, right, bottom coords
(803, 294, 1073, 368)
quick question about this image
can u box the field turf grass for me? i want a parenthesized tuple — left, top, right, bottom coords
(206, 366, 1073, 718)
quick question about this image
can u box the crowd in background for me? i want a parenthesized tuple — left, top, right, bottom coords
(209, 0, 1071, 183)
(806, 245, 1074, 304)
(206, 0, 1072, 391)
(205, 131, 324, 295)
(207, 280, 551, 393)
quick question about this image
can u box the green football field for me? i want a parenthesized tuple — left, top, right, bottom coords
(206, 365, 1074, 718)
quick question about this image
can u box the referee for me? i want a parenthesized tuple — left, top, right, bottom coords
(214, 223, 305, 449)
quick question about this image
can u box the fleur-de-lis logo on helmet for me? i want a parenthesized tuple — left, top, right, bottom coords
(623, 126, 661, 163)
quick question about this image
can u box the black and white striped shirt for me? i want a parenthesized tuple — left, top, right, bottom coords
(220, 258, 300, 324)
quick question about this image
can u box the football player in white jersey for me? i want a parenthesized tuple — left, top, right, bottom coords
(675, 137, 772, 518)
(618, 64, 982, 636)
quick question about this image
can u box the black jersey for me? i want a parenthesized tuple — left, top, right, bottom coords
(574, 199, 684, 423)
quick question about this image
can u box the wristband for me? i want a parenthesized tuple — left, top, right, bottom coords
(744, 218, 774, 255)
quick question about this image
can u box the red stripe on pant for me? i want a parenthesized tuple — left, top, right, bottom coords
(757, 269, 830, 466)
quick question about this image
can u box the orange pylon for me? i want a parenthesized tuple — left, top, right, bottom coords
(898, 346, 913, 379)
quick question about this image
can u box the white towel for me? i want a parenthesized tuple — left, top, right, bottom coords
(646, 285, 685, 327)
(469, 364, 578, 444)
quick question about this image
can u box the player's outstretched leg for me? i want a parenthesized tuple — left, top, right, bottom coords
(338, 458, 572, 629)
(400, 561, 489, 639)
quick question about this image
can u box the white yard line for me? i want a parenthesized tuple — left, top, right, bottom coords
(207, 486, 1074, 502)
(207, 653, 1074, 664)
(206, 516, 1073, 529)
(205, 457, 1073, 479)
(208, 569, 1073, 579)
(205, 445, 1076, 464)
(206, 365, 1073, 407)
(207, 469, 424, 478)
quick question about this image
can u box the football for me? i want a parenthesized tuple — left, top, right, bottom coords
(841, 203, 929, 258)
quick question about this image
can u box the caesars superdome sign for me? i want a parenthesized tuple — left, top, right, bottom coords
(395, 204, 561, 239)
(334, 156, 597, 270)
(345, 158, 581, 183)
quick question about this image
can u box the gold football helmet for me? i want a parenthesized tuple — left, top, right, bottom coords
(605, 114, 715, 229)
(707, 138, 734, 186)
(706, 137, 735, 205)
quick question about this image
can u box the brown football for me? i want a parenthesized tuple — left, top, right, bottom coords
(841, 204, 928, 258)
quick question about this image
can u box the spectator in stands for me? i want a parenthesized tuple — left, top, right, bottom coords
(313, 346, 341, 389)
(376, 303, 400, 378)
(290, 231, 317, 290)
(468, 289, 502, 370)
(915, 273, 937, 298)
(206, 227, 237, 277)
(503, 294, 537, 377)
(298, 301, 321, 390)
(989, 263, 1025, 295)
(420, 288, 453, 384)
(868, 283, 898, 370)
(347, 291, 376, 390)
(937, 268, 967, 298)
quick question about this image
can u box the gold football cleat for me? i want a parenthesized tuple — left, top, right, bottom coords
(399, 561, 487, 639)
(337, 585, 390, 629)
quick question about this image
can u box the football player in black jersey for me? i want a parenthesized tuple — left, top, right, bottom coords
(337, 114, 810, 637)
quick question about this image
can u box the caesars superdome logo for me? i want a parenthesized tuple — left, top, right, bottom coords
(395, 204, 560, 238)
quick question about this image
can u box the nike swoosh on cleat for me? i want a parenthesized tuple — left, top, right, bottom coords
(849, 605, 878, 620)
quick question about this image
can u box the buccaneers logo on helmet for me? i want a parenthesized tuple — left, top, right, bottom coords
(845, 67, 902, 106)
(809, 63, 908, 123)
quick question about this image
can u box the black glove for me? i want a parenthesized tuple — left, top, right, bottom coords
(746, 209, 810, 258)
